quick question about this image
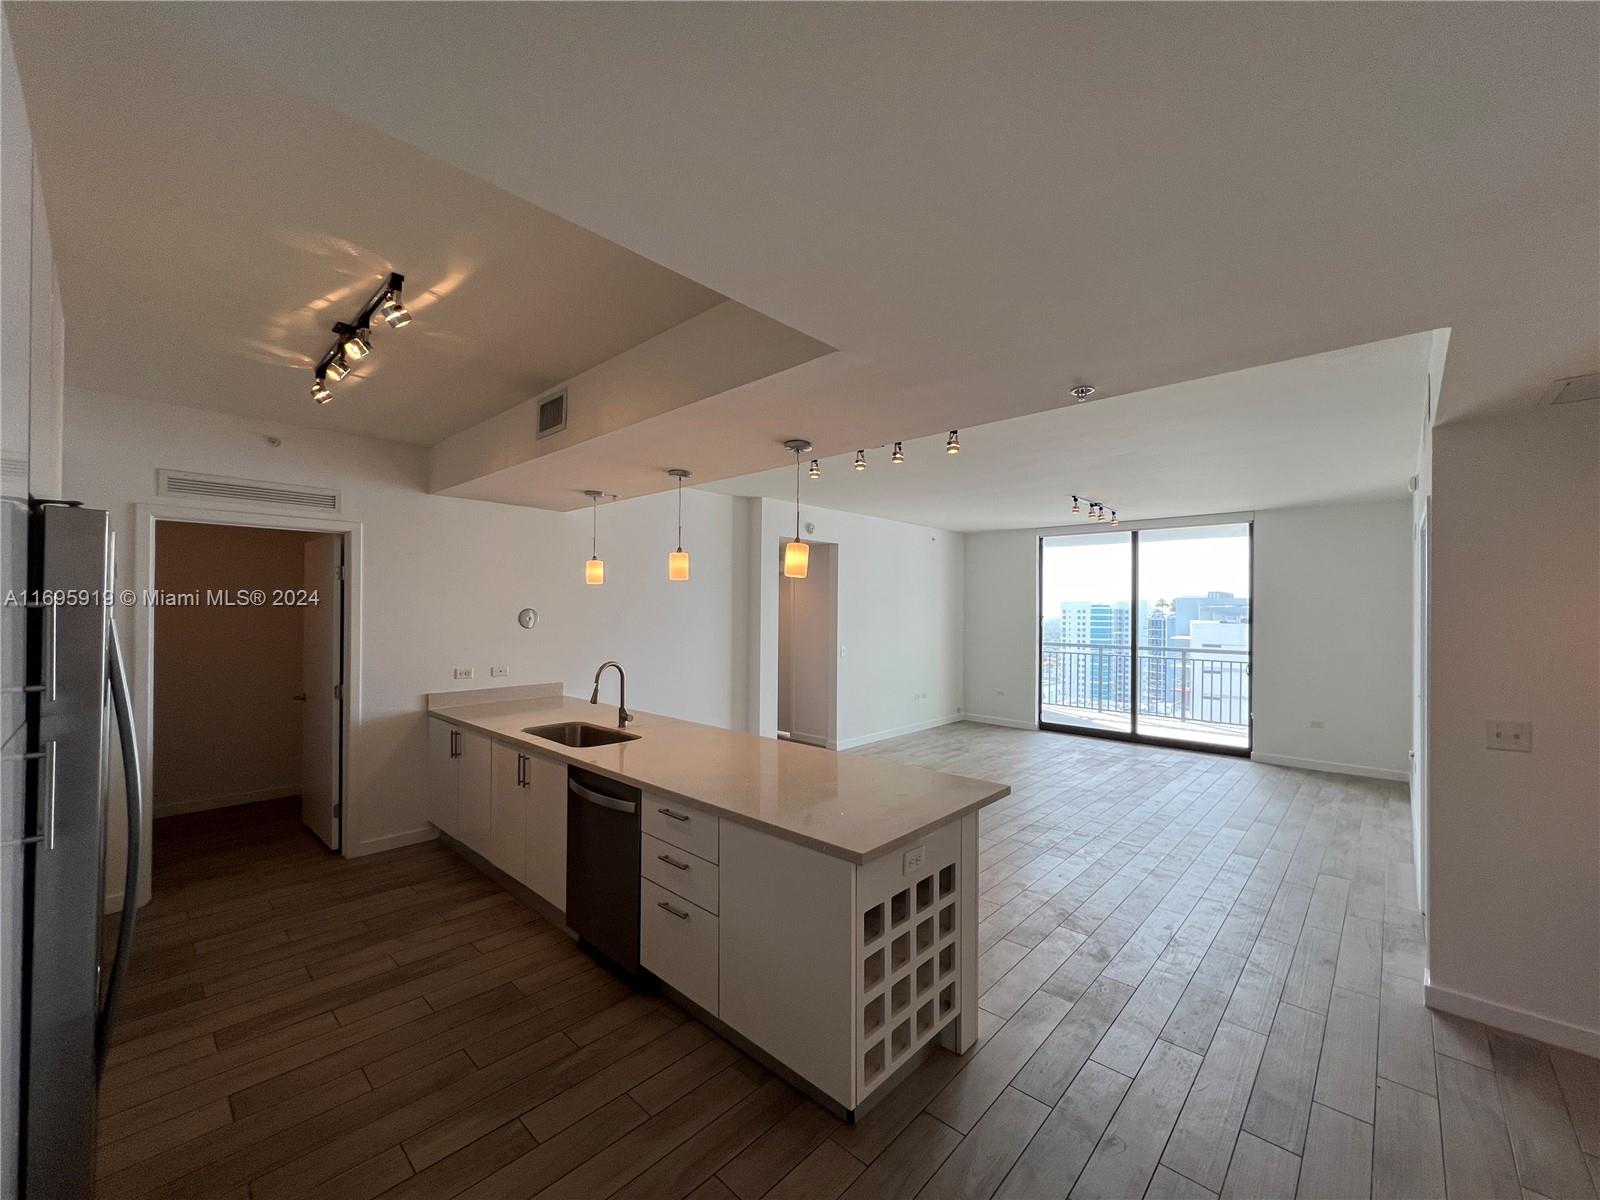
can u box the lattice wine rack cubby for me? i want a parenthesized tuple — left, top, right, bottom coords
(855, 820, 963, 1101)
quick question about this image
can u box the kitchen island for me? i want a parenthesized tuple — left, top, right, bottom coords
(425, 684, 1009, 1118)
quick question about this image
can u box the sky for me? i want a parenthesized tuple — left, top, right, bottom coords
(1041, 524, 1251, 607)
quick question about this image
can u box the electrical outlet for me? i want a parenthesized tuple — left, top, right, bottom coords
(1485, 720, 1532, 752)
(453, 667, 474, 681)
(903, 844, 926, 874)
(489, 666, 509, 678)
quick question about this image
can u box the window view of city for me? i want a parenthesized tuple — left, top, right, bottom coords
(1040, 524, 1252, 749)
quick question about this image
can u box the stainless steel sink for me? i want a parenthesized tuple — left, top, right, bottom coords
(522, 722, 640, 748)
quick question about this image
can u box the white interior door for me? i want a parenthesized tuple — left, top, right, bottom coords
(301, 535, 343, 850)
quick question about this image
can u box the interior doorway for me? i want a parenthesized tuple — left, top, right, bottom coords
(777, 540, 838, 747)
(150, 520, 347, 853)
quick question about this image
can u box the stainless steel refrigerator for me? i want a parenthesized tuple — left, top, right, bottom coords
(4, 501, 143, 1199)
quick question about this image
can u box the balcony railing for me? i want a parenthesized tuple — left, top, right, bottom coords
(1041, 640, 1250, 736)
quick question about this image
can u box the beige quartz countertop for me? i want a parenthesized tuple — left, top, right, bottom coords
(428, 695, 1009, 863)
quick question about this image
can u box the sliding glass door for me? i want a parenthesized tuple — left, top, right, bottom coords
(1039, 531, 1133, 735)
(1040, 522, 1252, 752)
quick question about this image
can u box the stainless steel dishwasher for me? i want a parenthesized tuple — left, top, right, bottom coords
(565, 767, 642, 975)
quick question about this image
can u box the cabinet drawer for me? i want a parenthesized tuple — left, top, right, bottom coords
(642, 795, 718, 862)
(641, 878, 718, 1017)
(641, 833, 718, 914)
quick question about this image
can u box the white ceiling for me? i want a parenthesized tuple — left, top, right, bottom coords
(8, 4, 1597, 505)
(6, 5, 726, 445)
(705, 333, 1435, 532)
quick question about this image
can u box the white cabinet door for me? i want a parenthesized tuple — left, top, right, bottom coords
(488, 742, 528, 882)
(427, 719, 459, 836)
(456, 729, 494, 856)
(524, 753, 567, 912)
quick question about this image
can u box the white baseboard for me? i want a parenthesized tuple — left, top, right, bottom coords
(1250, 752, 1408, 782)
(353, 826, 437, 858)
(1424, 971, 1600, 1057)
(834, 714, 964, 751)
(153, 785, 299, 819)
(961, 713, 1039, 731)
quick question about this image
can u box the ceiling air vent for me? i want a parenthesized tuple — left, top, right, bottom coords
(536, 389, 567, 440)
(157, 470, 340, 511)
(1543, 372, 1599, 406)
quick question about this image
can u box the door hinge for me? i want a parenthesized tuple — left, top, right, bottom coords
(336, 564, 346, 581)
(333, 683, 343, 700)
(333, 802, 342, 819)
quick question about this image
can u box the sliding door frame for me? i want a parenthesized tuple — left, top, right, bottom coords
(1036, 520, 1254, 758)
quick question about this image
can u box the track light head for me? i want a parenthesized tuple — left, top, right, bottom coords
(854, 450, 867, 471)
(310, 377, 333, 405)
(808, 459, 820, 479)
(378, 293, 411, 329)
(891, 441, 905, 464)
(334, 323, 372, 360)
(946, 430, 960, 454)
(324, 354, 350, 382)
(1071, 495, 1081, 514)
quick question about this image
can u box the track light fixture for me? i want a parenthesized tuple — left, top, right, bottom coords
(947, 430, 960, 454)
(854, 450, 867, 471)
(891, 441, 905, 464)
(1073, 493, 1117, 525)
(310, 272, 411, 404)
(809, 459, 821, 479)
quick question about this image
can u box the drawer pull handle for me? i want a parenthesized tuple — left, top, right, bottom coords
(657, 807, 690, 822)
(658, 854, 690, 871)
(657, 901, 690, 921)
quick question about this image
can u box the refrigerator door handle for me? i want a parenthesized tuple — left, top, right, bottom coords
(97, 618, 144, 1076)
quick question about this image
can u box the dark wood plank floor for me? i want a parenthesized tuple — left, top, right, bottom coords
(97, 726, 1600, 1200)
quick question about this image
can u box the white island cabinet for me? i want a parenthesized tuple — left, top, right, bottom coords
(425, 690, 1004, 1120)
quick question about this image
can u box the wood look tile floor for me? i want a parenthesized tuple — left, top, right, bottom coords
(99, 725, 1600, 1200)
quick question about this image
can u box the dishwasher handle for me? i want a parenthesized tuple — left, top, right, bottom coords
(569, 779, 638, 814)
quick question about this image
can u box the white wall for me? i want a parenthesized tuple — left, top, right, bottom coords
(66, 387, 742, 896)
(749, 498, 964, 748)
(1252, 500, 1412, 778)
(152, 523, 317, 816)
(1425, 401, 1599, 1052)
(962, 530, 1040, 728)
(962, 503, 1414, 779)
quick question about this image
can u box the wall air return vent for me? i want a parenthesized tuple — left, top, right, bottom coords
(536, 389, 568, 440)
(1543, 373, 1598, 406)
(157, 470, 340, 512)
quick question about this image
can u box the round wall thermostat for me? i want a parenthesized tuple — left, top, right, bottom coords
(517, 608, 540, 629)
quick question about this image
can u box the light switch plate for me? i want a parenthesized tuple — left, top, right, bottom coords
(489, 666, 509, 678)
(453, 667, 474, 680)
(1485, 720, 1532, 752)
(904, 844, 926, 874)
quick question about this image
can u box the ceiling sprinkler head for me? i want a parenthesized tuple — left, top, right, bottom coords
(1071, 385, 1096, 401)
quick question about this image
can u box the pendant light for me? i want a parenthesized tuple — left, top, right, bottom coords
(891, 441, 905, 464)
(666, 469, 691, 581)
(854, 450, 867, 471)
(946, 430, 961, 454)
(782, 439, 812, 579)
(583, 489, 605, 585)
